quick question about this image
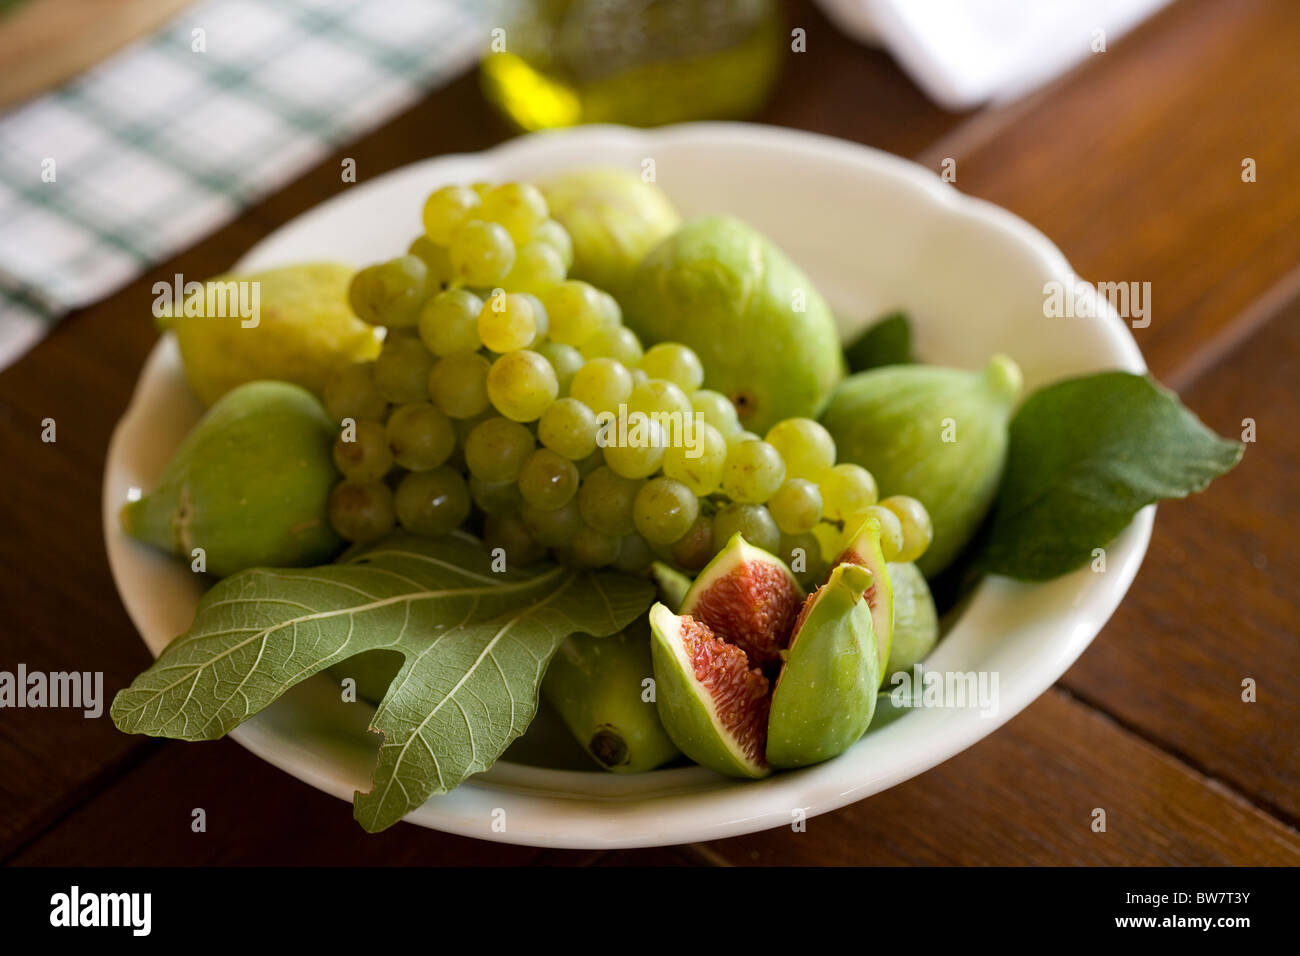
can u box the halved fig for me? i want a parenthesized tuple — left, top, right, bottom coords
(833, 516, 895, 684)
(766, 563, 879, 769)
(680, 532, 804, 669)
(649, 602, 771, 778)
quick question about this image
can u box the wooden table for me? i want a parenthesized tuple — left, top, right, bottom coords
(2, 0, 1297, 866)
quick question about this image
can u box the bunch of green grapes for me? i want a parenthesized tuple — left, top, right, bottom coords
(321, 178, 934, 579)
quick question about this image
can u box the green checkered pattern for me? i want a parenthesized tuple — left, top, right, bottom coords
(0, 0, 486, 368)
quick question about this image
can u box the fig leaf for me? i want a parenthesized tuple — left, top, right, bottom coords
(111, 532, 652, 831)
(978, 371, 1242, 580)
(844, 311, 914, 372)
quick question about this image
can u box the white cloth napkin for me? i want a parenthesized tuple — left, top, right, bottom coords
(815, 0, 1174, 110)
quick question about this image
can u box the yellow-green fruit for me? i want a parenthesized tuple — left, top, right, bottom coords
(766, 563, 879, 769)
(822, 355, 1022, 577)
(540, 167, 680, 299)
(883, 562, 939, 680)
(120, 381, 343, 577)
(542, 623, 681, 774)
(625, 216, 845, 434)
(167, 263, 382, 406)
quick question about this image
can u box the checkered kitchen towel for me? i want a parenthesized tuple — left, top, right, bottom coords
(0, 0, 487, 369)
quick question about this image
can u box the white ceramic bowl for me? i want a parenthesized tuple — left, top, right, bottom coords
(104, 123, 1150, 848)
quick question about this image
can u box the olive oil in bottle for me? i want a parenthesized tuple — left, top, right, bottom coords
(480, 0, 784, 130)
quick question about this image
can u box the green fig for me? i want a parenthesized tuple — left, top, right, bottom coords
(120, 380, 343, 577)
(766, 563, 879, 769)
(649, 602, 770, 778)
(883, 561, 939, 679)
(540, 167, 680, 299)
(543, 621, 681, 774)
(833, 515, 894, 685)
(821, 354, 1022, 577)
(624, 216, 845, 434)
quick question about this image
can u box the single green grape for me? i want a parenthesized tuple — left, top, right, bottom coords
(603, 417, 666, 479)
(661, 421, 727, 496)
(879, 494, 933, 563)
(516, 292, 550, 345)
(728, 429, 761, 445)
(422, 184, 481, 245)
(626, 378, 692, 420)
(333, 419, 393, 483)
(690, 389, 741, 438)
(711, 503, 780, 555)
(537, 341, 584, 395)
(581, 325, 644, 365)
(721, 439, 786, 504)
(469, 475, 522, 516)
(532, 218, 574, 269)
(504, 240, 566, 295)
(670, 516, 715, 571)
(521, 499, 583, 547)
(477, 291, 537, 352)
(568, 357, 633, 416)
(765, 418, 837, 482)
(852, 505, 904, 561)
(633, 477, 700, 545)
(348, 255, 430, 328)
(480, 182, 549, 244)
(518, 448, 580, 511)
(577, 466, 643, 536)
(487, 350, 559, 422)
(821, 463, 879, 521)
(538, 397, 599, 460)
(427, 352, 491, 419)
(329, 480, 395, 543)
(640, 343, 705, 393)
(543, 280, 614, 347)
(385, 401, 455, 471)
(483, 512, 547, 566)
(767, 478, 823, 534)
(463, 416, 535, 483)
(449, 219, 516, 286)
(568, 525, 621, 568)
(373, 333, 435, 405)
(324, 362, 388, 424)
(418, 288, 483, 357)
(407, 236, 455, 291)
(596, 290, 622, 326)
(394, 467, 471, 536)
(612, 532, 655, 573)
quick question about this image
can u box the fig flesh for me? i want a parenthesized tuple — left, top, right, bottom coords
(649, 602, 770, 778)
(679, 532, 804, 670)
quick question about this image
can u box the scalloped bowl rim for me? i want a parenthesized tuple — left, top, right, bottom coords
(104, 123, 1151, 849)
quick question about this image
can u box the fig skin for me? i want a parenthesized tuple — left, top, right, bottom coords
(822, 355, 1022, 577)
(649, 603, 770, 779)
(120, 381, 343, 577)
(543, 622, 681, 774)
(833, 516, 895, 685)
(882, 562, 939, 680)
(766, 563, 879, 769)
(624, 216, 845, 434)
(540, 168, 680, 300)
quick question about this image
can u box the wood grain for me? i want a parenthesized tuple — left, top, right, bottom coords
(916, 0, 1300, 388)
(682, 690, 1300, 866)
(1057, 294, 1300, 822)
